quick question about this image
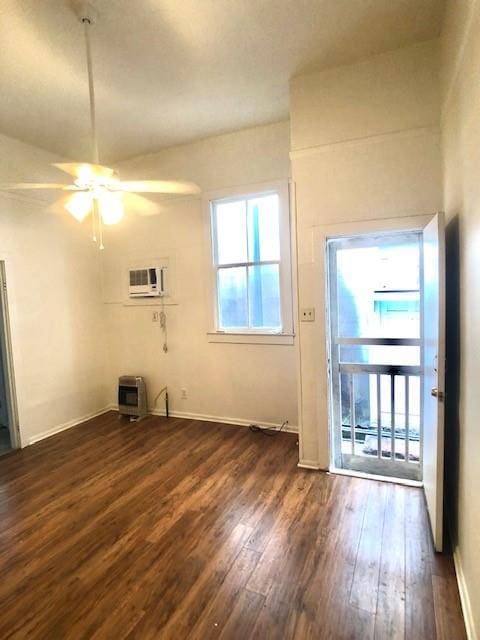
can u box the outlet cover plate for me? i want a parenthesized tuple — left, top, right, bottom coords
(301, 308, 315, 322)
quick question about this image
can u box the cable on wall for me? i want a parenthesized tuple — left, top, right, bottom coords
(160, 311, 168, 353)
(151, 386, 169, 418)
(160, 296, 168, 353)
(150, 298, 169, 419)
(249, 420, 289, 436)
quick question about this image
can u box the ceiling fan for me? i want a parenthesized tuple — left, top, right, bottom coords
(0, 1, 200, 249)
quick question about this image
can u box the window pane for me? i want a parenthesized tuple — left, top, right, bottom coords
(214, 200, 247, 265)
(248, 264, 281, 329)
(334, 237, 421, 338)
(218, 267, 247, 328)
(247, 194, 280, 262)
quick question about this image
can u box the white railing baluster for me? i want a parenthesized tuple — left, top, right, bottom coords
(376, 374, 382, 459)
(349, 373, 355, 455)
(338, 362, 419, 469)
(391, 375, 395, 460)
(405, 375, 410, 462)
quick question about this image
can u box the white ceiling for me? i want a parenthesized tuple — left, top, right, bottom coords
(0, 0, 444, 163)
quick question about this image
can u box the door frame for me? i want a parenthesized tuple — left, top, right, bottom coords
(304, 214, 433, 473)
(0, 261, 20, 450)
(325, 230, 424, 481)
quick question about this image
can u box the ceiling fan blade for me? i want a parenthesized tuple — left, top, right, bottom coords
(122, 192, 165, 217)
(117, 180, 201, 195)
(53, 162, 116, 180)
(0, 183, 79, 190)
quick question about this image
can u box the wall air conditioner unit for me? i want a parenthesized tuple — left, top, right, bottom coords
(129, 267, 167, 298)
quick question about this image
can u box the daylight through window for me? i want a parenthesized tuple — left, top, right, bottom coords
(211, 191, 288, 333)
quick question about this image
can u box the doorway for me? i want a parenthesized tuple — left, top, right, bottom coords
(0, 262, 19, 454)
(327, 231, 423, 482)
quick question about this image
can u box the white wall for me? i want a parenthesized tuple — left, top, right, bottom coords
(0, 133, 110, 445)
(441, 0, 480, 636)
(102, 121, 298, 428)
(290, 40, 443, 468)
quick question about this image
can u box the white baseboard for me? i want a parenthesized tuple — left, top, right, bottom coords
(112, 404, 298, 434)
(161, 410, 299, 434)
(298, 459, 323, 470)
(453, 547, 478, 640)
(27, 406, 112, 446)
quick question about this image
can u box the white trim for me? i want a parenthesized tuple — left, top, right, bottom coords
(113, 404, 298, 434)
(27, 406, 112, 445)
(289, 125, 439, 160)
(298, 459, 323, 470)
(298, 213, 437, 471)
(151, 409, 299, 434)
(290, 180, 306, 466)
(206, 332, 294, 345)
(453, 547, 478, 640)
(27, 404, 298, 449)
(116, 301, 179, 307)
(202, 179, 289, 204)
(203, 180, 294, 338)
(313, 214, 435, 241)
(328, 466, 422, 488)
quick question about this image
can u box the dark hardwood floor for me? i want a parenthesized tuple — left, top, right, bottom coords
(0, 412, 466, 639)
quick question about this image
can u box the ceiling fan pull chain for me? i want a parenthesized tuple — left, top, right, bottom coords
(83, 17, 99, 164)
(91, 198, 97, 243)
(97, 204, 104, 250)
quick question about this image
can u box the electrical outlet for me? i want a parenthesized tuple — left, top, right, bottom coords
(180, 388, 187, 399)
(152, 311, 159, 322)
(301, 308, 315, 322)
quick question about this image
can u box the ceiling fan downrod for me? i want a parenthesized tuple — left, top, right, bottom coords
(74, 1, 99, 165)
(74, 2, 103, 247)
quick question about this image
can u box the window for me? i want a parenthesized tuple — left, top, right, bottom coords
(209, 184, 293, 341)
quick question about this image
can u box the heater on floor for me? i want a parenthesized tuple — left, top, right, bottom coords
(118, 376, 147, 420)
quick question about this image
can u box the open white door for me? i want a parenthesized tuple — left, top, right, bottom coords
(422, 213, 446, 552)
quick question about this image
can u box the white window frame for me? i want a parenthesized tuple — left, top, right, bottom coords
(205, 180, 294, 345)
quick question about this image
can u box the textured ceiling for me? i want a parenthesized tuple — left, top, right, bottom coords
(0, 0, 445, 163)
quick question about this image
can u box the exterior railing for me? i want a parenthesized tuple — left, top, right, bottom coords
(335, 336, 421, 465)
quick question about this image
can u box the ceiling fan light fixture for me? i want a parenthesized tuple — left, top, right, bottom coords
(98, 191, 124, 225)
(65, 191, 93, 222)
(0, 3, 201, 248)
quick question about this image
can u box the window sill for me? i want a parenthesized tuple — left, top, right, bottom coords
(207, 332, 295, 345)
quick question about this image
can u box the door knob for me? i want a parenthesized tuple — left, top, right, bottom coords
(431, 387, 444, 400)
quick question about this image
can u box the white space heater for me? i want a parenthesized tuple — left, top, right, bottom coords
(118, 376, 147, 419)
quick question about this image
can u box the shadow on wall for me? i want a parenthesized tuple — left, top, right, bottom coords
(444, 215, 461, 549)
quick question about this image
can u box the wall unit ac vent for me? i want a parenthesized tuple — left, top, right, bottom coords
(129, 267, 167, 298)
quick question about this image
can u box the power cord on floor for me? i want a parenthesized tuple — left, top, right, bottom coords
(249, 420, 289, 436)
(150, 386, 169, 418)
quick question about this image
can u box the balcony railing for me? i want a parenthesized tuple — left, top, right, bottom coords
(335, 337, 421, 467)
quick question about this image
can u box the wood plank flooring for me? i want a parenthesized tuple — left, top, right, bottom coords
(0, 412, 466, 639)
